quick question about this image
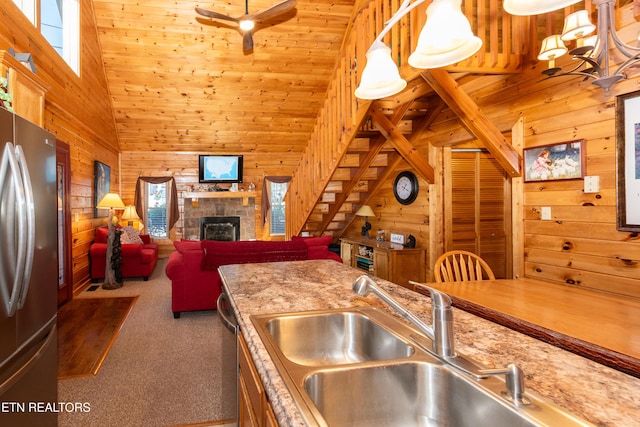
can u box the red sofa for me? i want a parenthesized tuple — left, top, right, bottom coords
(165, 236, 341, 318)
(89, 227, 159, 282)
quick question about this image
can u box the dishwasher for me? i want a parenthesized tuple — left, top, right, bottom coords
(217, 291, 238, 426)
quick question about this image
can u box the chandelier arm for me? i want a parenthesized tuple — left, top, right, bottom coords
(575, 55, 604, 76)
(371, 0, 426, 48)
(601, 0, 640, 59)
(613, 52, 640, 75)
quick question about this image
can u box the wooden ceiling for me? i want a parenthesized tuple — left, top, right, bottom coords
(92, 0, 356, 153)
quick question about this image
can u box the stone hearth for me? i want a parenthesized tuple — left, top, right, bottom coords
(183, 195, 256, 240)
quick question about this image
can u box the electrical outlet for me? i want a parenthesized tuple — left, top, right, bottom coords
(584, 176, 600, 193)
(541, 206, 552, 220)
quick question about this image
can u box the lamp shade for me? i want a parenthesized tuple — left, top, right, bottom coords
(408, 0, 482, 69)
(561, 10, 596, 41)
(355, 205, 375, 217)
(503, 0, 580, 16)
(537, 35, 568, 61)
(121, 205, 141, 221)
(96, 193, 125, 209)
(355, 41, 407, 100)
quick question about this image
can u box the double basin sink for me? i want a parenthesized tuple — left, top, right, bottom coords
(251, 307, 594, 427)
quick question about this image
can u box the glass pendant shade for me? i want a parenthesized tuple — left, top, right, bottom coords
(503, 0, 581, 16)
(408, 0, 482, 69)
(561, 10, 596, 41)
(537, 35, 568, 61)
(355, 41, 407, 100)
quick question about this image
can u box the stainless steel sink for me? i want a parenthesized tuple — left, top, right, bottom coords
(306, 362, 542, 427)
(262, 310, 414, 366)
(251, 308, 595, 427)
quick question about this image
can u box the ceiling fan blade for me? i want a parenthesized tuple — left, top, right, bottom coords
(195, 7, 239, 23)
(250, 0, 297, 22)
(243, 31, 254, 51)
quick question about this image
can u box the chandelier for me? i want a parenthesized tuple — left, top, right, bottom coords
(506, 0, 640, 91)
(355, 0, 482, 100)
(355, 0, 640, 99)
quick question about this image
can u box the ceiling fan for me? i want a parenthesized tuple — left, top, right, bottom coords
(196, 0, 297, 51)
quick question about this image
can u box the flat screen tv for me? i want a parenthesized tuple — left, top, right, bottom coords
(198, 155, 243, 183)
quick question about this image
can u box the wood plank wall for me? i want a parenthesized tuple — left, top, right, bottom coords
(337, 2, 640, 297)
(0, 1, 120, 293)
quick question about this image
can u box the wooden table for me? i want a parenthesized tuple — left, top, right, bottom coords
(417, 278, 640, 378)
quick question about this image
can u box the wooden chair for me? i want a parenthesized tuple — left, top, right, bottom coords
(434, 250, 495, 282)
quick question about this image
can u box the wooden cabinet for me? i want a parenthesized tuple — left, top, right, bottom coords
(340, 237, 426, 289)
(0, 51, 46, 126)
(238, 332, 276, 427)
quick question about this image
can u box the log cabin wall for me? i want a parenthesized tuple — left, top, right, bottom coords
(338, 4, 640, 298)
(0, 1, 120, 293)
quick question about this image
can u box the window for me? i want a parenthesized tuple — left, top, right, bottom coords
(147, 182, 167, 238)
(269, 181, 288, 236)
(13, 0, 79, 74)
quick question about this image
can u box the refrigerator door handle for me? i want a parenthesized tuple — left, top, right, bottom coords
(0, 321, 56, 396)
(0, 142, 28, 317)
(15, 144, 35, 309)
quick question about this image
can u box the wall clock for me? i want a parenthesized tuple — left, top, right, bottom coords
(393, 171, 419, 205)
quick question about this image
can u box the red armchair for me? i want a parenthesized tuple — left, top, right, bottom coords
(89, 227, 159, 282)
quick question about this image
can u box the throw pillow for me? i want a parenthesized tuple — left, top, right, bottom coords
(120, 226, 144, 245)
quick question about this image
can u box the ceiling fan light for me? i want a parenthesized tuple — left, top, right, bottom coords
(561, 10, 596, 41)
(408, 0, 482, 69)
(354, 41, 407, 100)
(503, 0, 581, 16)
(239, 19, 255, 31)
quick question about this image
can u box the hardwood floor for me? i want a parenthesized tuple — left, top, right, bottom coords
(57, 296, 137, 379)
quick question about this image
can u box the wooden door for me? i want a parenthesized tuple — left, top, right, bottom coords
(57, 140, 73, 306)
(446, 149, 511, 279)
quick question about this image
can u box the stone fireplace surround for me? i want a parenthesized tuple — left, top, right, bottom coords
(183, 195, 256, 241)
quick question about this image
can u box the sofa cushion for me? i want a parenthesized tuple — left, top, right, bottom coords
(95, 227, 109, 243)
(121, 226, 144, 244)
(201, 239, 308, 271)
(174, 239, 201, 253)
(292, 235, 332, 260)
(140, 248, 157, 264)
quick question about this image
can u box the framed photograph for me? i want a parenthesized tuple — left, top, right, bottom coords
(616, 90, 640, 231)
(523, 140, 585, 182)
(94, 161, 110, 218)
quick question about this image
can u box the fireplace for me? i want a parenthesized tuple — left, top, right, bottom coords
(200, 216, 241, 241)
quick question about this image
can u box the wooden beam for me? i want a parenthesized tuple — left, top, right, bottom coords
(369, 107, 436, 183)
(420, 69, 522, 177)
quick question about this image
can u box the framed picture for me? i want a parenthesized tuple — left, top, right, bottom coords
(94, 161, 110, 218)
(523, 140, 585, 182)
(615, 90, 640, 231)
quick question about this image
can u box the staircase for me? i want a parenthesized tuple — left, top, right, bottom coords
(286, 0, 568, 240)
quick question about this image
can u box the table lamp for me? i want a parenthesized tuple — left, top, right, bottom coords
(355, 205, 375, 238)
(121, 205, 141, 228)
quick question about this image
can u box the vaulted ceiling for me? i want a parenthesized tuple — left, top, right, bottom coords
(92, 0, 357, 153)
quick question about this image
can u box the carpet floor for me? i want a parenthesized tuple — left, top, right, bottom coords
(57, 296, 137, 379)
(57, 259, 233, 427)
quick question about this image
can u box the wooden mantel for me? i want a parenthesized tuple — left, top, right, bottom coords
(183, 191, 257, 207)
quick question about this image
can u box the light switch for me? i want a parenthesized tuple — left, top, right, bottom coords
(541, 206, 551, 220)
(584, 176, 600, 193)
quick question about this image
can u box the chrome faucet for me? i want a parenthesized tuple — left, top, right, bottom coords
(353, 275, 530, 405)
(352, 275, 455, 358)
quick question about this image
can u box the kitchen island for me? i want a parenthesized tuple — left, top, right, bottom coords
(219, 260, 640, 427)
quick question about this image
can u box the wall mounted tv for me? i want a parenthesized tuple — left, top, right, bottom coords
(198, 155, 243, 183)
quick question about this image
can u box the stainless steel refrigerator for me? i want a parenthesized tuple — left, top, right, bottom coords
(0, 107, 58, 426)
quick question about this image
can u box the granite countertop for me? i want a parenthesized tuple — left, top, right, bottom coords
(219, 260, 640, 427)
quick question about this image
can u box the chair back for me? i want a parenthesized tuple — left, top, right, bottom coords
(434, 250, 496, 282)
